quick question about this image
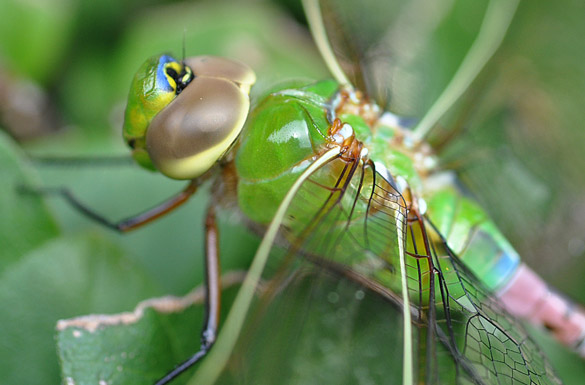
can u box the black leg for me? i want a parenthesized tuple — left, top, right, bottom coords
(154, 205, 221, 385)
(18, 180, 199, 232)
(29, 154, 134, 167)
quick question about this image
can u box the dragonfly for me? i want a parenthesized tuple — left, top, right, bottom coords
(42, 0, 585, 384)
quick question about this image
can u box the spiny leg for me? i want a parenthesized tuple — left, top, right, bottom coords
(19, 180, 199, 232)
(154, 205, 221, 385)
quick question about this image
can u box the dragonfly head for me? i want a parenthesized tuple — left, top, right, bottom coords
(123, 54, 256, 179)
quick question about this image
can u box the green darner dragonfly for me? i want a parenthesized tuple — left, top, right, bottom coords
(41, 0, 585, 384)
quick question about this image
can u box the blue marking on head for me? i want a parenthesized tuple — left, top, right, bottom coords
(156, 55, 178, 92)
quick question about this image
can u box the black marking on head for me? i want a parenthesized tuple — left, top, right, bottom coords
(165, 65, 194, 95)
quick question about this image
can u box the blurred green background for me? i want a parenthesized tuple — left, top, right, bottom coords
(1, 0, 584, 384)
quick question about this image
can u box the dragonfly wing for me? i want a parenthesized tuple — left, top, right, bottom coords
(304, 0, 394, 107)
(206, 153, 560, 384)
(310, 0, 515, 120)
(406, 211, 562, 384)
(217, 269, 406, 384)
(213, 154, 408, 384)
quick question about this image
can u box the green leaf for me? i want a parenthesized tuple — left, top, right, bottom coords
(0, 131, 59, 271)
(57, 273, 244, 385)
(530, 326, 585, 385)
(0, 0, 76, 83)
(215, 274, 404, 385)
(0, 234, 160, 385)
(1, 129, 163, 384)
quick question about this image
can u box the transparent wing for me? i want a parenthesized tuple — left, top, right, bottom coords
(217, 270, 406, 384)
(310, 0, 585, 279)
(407, 211, 560, 384)
(209, 154, 560, 384)
(309, 0, 513, 121)
(435, 1, 585, 283)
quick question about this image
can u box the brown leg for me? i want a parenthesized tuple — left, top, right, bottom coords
(154, 205, 222, 385)
(19, 180, 199, 232)
(203, 205, 221, 346)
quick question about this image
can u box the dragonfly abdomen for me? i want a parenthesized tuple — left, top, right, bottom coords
(425, 187, 520, 291)
(498, 263, 585, 358)
(426, 186, 585, 358)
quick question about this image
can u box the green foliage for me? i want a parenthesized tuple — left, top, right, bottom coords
(0, 132, 58, 264)
(57, 283, 241, 385)
(0, 132, 159, 384)
(0, 2, 325, 383)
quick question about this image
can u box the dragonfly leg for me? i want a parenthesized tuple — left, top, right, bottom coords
(154, 205, 221, 385)
(28, 154, 134, 167)
(18, 180, 199, 232)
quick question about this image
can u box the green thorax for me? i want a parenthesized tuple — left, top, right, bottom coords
(235, 80, 520, 291)
(236, 80, 427, 224)
(236, 80, 336, 224)
(337, 111, 426, 194)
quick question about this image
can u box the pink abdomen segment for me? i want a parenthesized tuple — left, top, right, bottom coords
(498, 263, 585, 357)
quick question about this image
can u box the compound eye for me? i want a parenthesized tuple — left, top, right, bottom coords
(146, 74, 251, 180)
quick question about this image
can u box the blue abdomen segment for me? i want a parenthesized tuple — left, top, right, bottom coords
(461, 226, 520, 290)
(425, 187, 520, 291)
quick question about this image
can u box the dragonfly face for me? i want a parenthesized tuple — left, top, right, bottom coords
(123, 54, 193, 172)
(123, 54, 256, 180)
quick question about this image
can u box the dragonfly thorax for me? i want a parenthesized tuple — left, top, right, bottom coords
(327, 118, 367, 162)
(329, 86, 382, 128)
(329, 86, 438, 196)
